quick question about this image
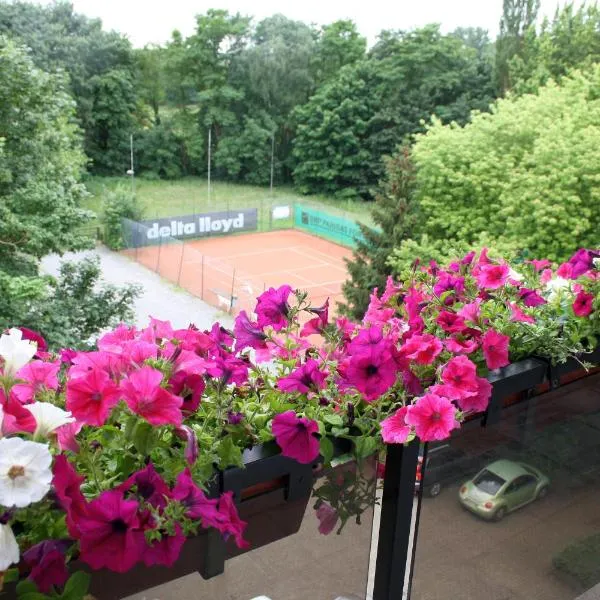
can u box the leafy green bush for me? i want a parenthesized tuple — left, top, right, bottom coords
(410, 66, 600, 263)
(553, 533, 600, 591)
(102, 185, 142, 250)
(136, 123, 183, 179)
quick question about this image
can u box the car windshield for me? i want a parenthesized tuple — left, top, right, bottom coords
(473, 469, 506, 495)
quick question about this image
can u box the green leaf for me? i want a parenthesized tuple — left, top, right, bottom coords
(61, 571, 90, 600)
(17, 593, 48, 600)
(3, 568, 20, 584)
(319, 436, 334, 464)
(324, 414, 344, 427)
(331, 426, 349, 437)
(131, 421, 157, 455)
(16, 580, 39, 595)
(354, 436, 379, 458)
(217, 436, 243, 468)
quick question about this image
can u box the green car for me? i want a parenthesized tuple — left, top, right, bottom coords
(458, 459, 550, 521)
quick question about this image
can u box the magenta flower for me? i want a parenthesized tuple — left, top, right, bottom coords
(316, 502, 339, 535)
(441, 356, 479, 400)
(207, 355, 249, 386)
(214, 491, 249, 549)
(169, 372, 205, 414)
(573, 290, 594, 317)
(380, 406, 411, 444)
(120, 463, 172, 509)
(272, 410, 320, 464)
(66, 368, 121, 426)
(255, 285, 293, 331)
(208, 322, 234, 350)
(0, 396, 36, 435)
(277, 359, 327, 394)
(301, 299, 330, 336)
(23, 541, 70, 593)
(433, 272, 465, 302)
(56, 421, 83, 454)
(52, 455, 88, 538)
(567, 249, 598, 278)
(98, 324, 137, 350)
(528, 259, 552, 271)
(518, 287, 547, 307)
(444, 336, 479, 355)
(345, 348, 399, 402)
(482, 330, 510, 370)
(174, 425, 199, 466)
(461, 250, 476, 265)
(436, 311, 467, 334)
(76, 490, 146, 573)
(405, 394, 459, 441)
(400, 334, 443, 365)
(142, 317, 174, 343)
(12, 360, 60, 404)
(143, 524, 186, 567)
(234, 310, 269, 352)
(121, 367, 183, 427)
(509, 303, 535, 324)
(475, 263, 510, 289)
(363, 290, 396, 326)
(172, 468, 221, 526)
(458, 300, 482, 323)
(16, 328, 48, 356)
(456, 377, 492, 413)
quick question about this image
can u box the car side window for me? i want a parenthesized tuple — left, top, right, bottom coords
(507, 475, 536, 493)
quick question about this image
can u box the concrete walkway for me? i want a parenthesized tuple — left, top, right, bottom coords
(41, 245, 234, 331)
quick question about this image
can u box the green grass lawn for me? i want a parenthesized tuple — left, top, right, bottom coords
(84, 176, 374, 231)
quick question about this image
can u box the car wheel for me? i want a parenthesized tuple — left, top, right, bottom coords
(537, 486, 548, 500)
(494, 506, 507, 522)
(428, 482, 442, 497)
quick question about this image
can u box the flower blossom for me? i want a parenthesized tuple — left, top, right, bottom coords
(23, 540, 70, 593)
(440, 356, 479, 400)
(255, 285, 293, 331)
(66, 367, 121, 426)
(0, 328, 37, 377)
(573, 291, 594, 317)
(24, 402, 75, 439)
(234, 311, 268, 352)
(277, 359, 327, 394)
(344, 347, 399, 401)
(405, 394, 459, 442)
(380, 406, 411, 444)
(400, 334, 443, 365)
(316, 502, 339, 535)
(0, 521, 19, 571)
(301, 299, 330, 335)
(482, 330, 510, 370)
(475, 263, 510, 289)
(271, 411, 320, 464)
(0, 437, 52, 507)
(12, 360, 61, 404)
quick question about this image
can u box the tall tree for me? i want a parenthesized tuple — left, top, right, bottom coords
(495, 0, 540, 93)
(136, 44, 166, 125)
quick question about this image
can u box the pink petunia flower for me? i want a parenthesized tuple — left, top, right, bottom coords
(363, 289, 396, 326)
(271, 410, 320, 464)
(380, 406, 411, 444)
(440, 356, 479, 400)
(458, 299, 482, 323)
(475, 263, 510, 289)
(52, 454, 89, 538)
(405, 393, 459, 442)
(518, 287, 547, 307)
(344, 348, 399, 401)
(255, 285, 293, 331)
(172, 468, 221, 526)
(207, 355, 249, 386)
(234, 310, 268, 352)
(0, 395, 36, 435)
(528, 259, 551, 271)
(400, 334, 443, 365)
(482, 330, 510, 370)
(143, 524, 186, 567)
(121, 366, 183, 426)
(214, 491, 249, 549)
(540, 269, 553, 284)
(169, 372, 205, 414)
(301, 299, 330, 336)
(568, 249, 599, 278)
(444, 336, 479, 355)
(316, 502, 339, 535)
(509, 303, 535, 324)
(174, 425, 199, 466)
(66, 368, 121, 426)
(12, 360, 60, 404)
(456, 377, 492, 413)
(23, 541, 70, 593)
(277, 359, 328, 394)
(120, 463, 172, 509)
(56, 420, 83, 454)
(436, 311, 467, 334)
(573, 290, 594, 317)
(75, 490, 146, 573)
(433, 272, 465, 302)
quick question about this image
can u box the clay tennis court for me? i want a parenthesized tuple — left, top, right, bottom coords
(124, 229, 352, 317)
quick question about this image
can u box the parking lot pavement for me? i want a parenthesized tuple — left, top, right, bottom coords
(410, 478, 600, 600)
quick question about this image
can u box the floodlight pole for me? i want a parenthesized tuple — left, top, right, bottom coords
(129, 133, 135, 197)
(207, 126, 212, 206)
(270, 133, 275, 196)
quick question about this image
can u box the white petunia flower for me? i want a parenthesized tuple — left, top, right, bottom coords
(508, 268, 523, 282)
(593, 257, 600, 269)
(545, 277, 572, 301)
(0, 328, 37, 377)
(0, 438, 52, 508)
(24, 403, 75, 440)
(0, 522, 20, 571)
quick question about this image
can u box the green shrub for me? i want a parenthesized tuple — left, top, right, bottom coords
(553, 533, 600, 591)
(102, 185, 142, 250)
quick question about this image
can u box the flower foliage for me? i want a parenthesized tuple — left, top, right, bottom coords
(0, 247, 597, 595)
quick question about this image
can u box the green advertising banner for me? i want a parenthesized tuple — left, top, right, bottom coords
(294, 204, 365, 247)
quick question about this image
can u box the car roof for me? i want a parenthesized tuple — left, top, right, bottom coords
(484, 459, 529, 480)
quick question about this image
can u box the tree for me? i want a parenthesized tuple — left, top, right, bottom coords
(341, 148, 417, 319)
(311, 20, 366, 86)
(0, 38, 138, 347)
(495, 0, 540, 93)
(406, 66, 600, 264)
(510, 3, 600, 93)
(136, 45, 166, 125)
(0, 1, 138, 174)
(293, 25, 496, 198)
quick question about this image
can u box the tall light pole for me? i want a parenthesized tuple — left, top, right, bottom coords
(270, 132, 275, 196)
(207, 126, 212, 207)
(127, 133, 135, 197)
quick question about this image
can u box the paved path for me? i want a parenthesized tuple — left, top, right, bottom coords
(41, 245, 234, 331)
